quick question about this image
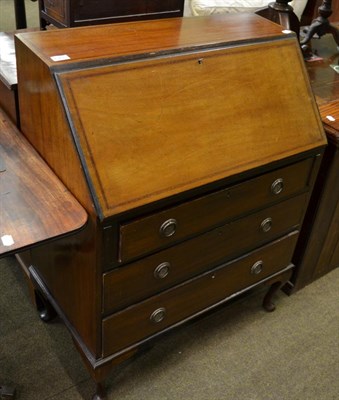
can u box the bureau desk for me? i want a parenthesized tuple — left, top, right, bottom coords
(4, 14, 327, 399)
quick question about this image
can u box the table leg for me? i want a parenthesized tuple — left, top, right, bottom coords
(14, 0, 27, 29)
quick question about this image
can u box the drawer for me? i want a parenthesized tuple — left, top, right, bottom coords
(75, 0, 183, 20)
(103, 231, 298, 356)
(104, 194, 307, 313)
(43, 0, 66, 22)
(119, 158, 314, 262)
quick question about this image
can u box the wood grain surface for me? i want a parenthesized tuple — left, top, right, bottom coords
(15, 14, 287, 67)
(58, 38, 325, 217)
(0, 108, 87, 256)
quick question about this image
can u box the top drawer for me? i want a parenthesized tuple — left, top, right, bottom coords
(119, 158, 314, 262)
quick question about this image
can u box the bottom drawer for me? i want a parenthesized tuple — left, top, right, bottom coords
(102, 232, 298, 356)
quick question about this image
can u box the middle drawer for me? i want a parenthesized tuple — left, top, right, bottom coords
(103, 193, 307, 314)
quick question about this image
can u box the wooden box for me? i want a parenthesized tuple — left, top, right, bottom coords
(4, 14, 327, 398)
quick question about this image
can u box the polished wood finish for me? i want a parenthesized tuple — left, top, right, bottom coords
(119, 159, 314, 261)
(16, 14, 286, 66)
(256, 0, 300, 38)
(56, 36, 323, 219)
(103, 234, 298, 356)
(38, 0, 184, 28)
(12, 15, 326, 398)
(0, 107, 87, 257)
(104, 194, 308, 313)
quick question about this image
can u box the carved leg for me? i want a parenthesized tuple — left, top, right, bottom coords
(92, 382, 106, 400)
(263, 281, 283, 312)
(0, 385, 16, 399)
(34, 289, 57, 322)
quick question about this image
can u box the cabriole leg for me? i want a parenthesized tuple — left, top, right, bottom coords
(263, 281, 283, 312)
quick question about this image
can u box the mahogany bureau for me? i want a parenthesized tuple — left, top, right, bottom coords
(11, 14, 326, 399)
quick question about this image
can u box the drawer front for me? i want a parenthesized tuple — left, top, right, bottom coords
(104, 194, 307, 313)
(75, 0, 183, 20)
(103, 232, 298, 356)
(119, 158, 314, 262)
(43, 0, 66, 22)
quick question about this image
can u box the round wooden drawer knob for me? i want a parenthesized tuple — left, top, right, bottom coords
(251, 260, 263, 275)
(271, 178, 284, 195)
(159, 218, 177, 238)
(154, 262, 170, 279)
(150, 308, 166, 323)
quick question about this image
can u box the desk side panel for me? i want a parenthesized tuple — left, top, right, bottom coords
(15, 36, 95, 217)
(14, 37, 103, 357)
(30, 218, 102, 358)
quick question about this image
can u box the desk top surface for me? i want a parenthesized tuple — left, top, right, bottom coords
(15, 14, 287, 68)
(0, 108, 87, 257)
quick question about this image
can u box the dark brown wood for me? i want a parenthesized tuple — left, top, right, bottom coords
(300, 0, 339, 49)
(14, 0, 27, 29)
(0, 107, 87, 257)
(38, 0, 184, 28)
(104, 194, 308, 313)
(263, 269, 292, 311)
(301, 0, 339, 25)
(290, 33, 339, 291)
(103, 234, 298, 356)
(11, 15, 326, 397)
(92, 383, 106, 400)
(255, 0, 301, 38)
